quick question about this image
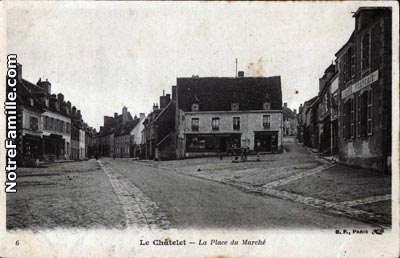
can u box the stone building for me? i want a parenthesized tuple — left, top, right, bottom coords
(317, 64, 338, 155)
(282, 103, 298, 137)
(142, 90, 176, 160)
(14, 63, 92, 165)
(175, 72, 283, 159)
(114, 113, 145, 158)
(335, 7, 392, 172)
(96, 106, 135, 157)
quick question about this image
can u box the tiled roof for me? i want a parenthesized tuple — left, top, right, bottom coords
(114, 118, 141, 137)
(177, 76, 282, 112)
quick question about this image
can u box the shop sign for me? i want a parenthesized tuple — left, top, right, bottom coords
(341, 70, 379, 99)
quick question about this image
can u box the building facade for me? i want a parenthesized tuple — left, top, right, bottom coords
(142, 90, 176, 160)
(282, 103, 298, 137)
(114, 114, 144, 158)
(335, 7, 392, 172)
(176, 73, 283, 159)
(15, 63, 91, 165)
(96, 106, 135, 157)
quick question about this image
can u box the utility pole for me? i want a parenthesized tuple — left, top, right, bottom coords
(235, 58, 238, 77)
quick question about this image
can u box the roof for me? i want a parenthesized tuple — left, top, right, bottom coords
(335, 31, 355, 57)
(114, 118, 141, 137)
(352, 6, 392, 18)
(282, 107, 298, 119)
(177, 76, 282, 112)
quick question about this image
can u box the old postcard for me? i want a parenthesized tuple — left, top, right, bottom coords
(0, 1, 398, 257)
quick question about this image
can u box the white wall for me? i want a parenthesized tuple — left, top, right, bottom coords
(183, 110, 283, 150)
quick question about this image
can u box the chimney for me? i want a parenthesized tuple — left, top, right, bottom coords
(172, 86, 177, 100)
(16, 63, 22, 81)
(238, 71, 244, 78)
(160, 91, 170, 109)
(293, 109, 297, 114)
(72, 106, 77, 116)
(57, 93, 64, 102)
(66, 101, 71, 114)
(284, 102, 288, 108)
(77, 110, 82, 121)
(122, 106, 128, 124)
(153, 103, 159, 111)
(114, 112, 118, 119)
(140, 113, 145, 120)
(37, 78, 51, 95)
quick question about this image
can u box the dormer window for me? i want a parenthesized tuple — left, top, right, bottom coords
(55, 102, 60, 111)
(263, 102, 271, 110)
(191, 103, 199, 112)
(231, 103, 239, 111)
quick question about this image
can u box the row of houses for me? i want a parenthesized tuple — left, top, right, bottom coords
(96, 72, 295, 160)
(142, 72, 290, 160)
(298, 7, 392, 173)
(15, 64, 97, 166)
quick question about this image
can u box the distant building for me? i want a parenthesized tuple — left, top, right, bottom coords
(299, 96, 318, 148)
(175, 72, 283, 159)
(114, 113, 145, 158)
(282, 103, 298, 137)
(96, 106, 135, 157)
(335, 7, 392, 172)
(142, 90, 176, 160)
(317, 64, 338, 155)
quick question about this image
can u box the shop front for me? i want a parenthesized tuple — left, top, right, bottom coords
(254, 131, 279, 153)
(21, 134, 42, 163)
(186, 133, 241, 157)
(42, 134, 65, 161)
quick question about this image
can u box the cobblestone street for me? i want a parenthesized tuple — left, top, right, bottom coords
(7, 160, 126, 230)
(7, 137, 391, 230)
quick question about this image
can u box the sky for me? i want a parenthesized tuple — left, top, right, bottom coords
(5, 1, 383, 130)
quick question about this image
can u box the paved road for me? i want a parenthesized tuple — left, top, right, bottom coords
(103, 158, 372, 229)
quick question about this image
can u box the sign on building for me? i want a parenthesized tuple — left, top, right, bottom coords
(341, 70, 379, 99)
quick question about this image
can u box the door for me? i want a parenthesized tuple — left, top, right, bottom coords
(220, 137, 227, 152)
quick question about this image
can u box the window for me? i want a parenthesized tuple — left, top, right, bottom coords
(66, 122, 71, 134)
(231, 103, 239, 111)
(367, 90, 373, 135)
(60, 121, 65, 133)
(43, 116, 48, 130)
(263, 115, 271, 129)
(29, 116, 39, 131)
(212, 117, 220, 131)
(350, 97, 355, 138)
(263, 102, 271, 110)
(233, 117, 240, 130)
(188, 137, 205, 149)
(191, 118, 199, 131)
(361, 32, 371, 71)
(191, 104, 199, 112)
(50, 118, 54, 131)
(345, 45, 355, 80)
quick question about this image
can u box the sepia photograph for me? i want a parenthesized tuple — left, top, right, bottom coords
(0, 1, 398, 257)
